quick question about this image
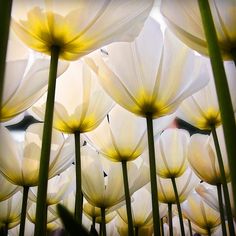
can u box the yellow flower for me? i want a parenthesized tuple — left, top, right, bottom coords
(12, 0, 154, 60)
(188, 127, 230, 185)
(178, 61, 236, 130)
(155, 128, 190, 178)
(86, 18, 209, 118)
(160, 0, 236, 60)
(30, 60, 114, 134)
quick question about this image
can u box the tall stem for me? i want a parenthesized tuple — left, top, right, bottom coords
(207, 228, 211, 236)
(198, 0, 236, 217)
(216, 184, 227, 236)
(146, 115, 161, 236)
(134, 226, 139, 236)
(121, 160, 134, 236)
(171, 177, 185, 236)
(101, 207, 106, 236)
(188, 219, 193, 236)
(74, 131, 83, 225)
(34, 46, 60, 236)
(168, 203, 173, 236)
(231, 48, 236, 67)
(19, 186, 29, 236)
(0, 0, 12, 120)
(161, 217, 164, 236)
(92, 216, 96, 228)
(211, 126, 235, 235)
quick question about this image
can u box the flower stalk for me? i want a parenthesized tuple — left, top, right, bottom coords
(171, 177, 185, 236)
(188, 219, 193, 236)
(101, 207, 106, 236)
(146, 115, 161, 236)
(134, 226, 139, 236)
(74, 131, 83, 225)
(168, 203, 173, 236)
(121, 160, 134, 236)
(34, 45, 60, 236)
(0, 0, 12, 119)
(216, 184, 227, 236)
(211, 126, 235, 235)
(19, 186, 29, 236)
(198, 0, 236, 217)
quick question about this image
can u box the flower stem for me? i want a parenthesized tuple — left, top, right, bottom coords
(188, 219, 193, 236)
(211, 126, 235, 235)
(216, 184, 227, 236)
(19, 186, 29, 236)
(146, 115, 161, 236)
(171, 177, 185, 236)
(198, 0, 236, 217)
(101, 207, 106, 236)
(134, 226, 139, 236)
(121, 160, 134, 236)
(161, 217, 164, 236)
(92, 216, 96, 228)
(207, 228, 211, 236)
(0, 0, 12, 119)
(74, 131, 83, 225)
(231, 48, 236, 67)
(168, 203, 173, 236)
(34, 45, 60, 236)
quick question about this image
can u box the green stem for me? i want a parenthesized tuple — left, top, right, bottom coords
(74, 131, 83, 225)
(134, 226, 139, 236)
(4, 223, 8, 236)
(92, 216, 96, 228)
(146, 115, 161, 236)
(188, 219, 193, 236)
(34, 45, 60, 236)
(207, 228, 211, 236)
(216, 184, 227, 236)
(0, 0, 12, 120)
(19, 186, 29, 236)
(101, 207, 106, 236)
(161, 217, 164, 236)
(171, 177, 185, 236)
(231, 48, 236, 67)
(121, 160, 134, 236)
(168, 203, 173, 236)
(99, 223, 102, 236)
(211, 126, 235, 235)
(198, 0, 236, 217)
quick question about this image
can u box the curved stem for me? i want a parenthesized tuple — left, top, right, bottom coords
(0, 0, 12, 120)
(216, 184, 227, 236)
(188, 219, 193, 236)
(168, 203, 173, 236)
(101, 207, 106, 236)
(34, 45, 60, 236)
(198, 0, 236, 218)
(74, 131, 83, 225)
(211, 126, 235, 235)
(171, 177, 185, 236)
(146, 115, 161, 236)
(121, 160, 134, 236)
(19, 186, 29, 236)
(134, 226, 139, 236)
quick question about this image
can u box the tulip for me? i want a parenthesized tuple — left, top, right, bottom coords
(8, 219, 34, 236)
(30, 59, 113, 225)
(85, 104, 150, 235)
(86, 17, 208, 235)
(188, 129, 235, 235)
(157, 168, 199, 236)
(0, 192, 22, 235)
(182, 192, 221, 235)
(81, 145, 149, 236)
(0, 124, 74, 236)
(0, 174, 19, 202)
(12, 1, 154, 233)
(161, 0, 236, 217)
(155, 128, 190, 235)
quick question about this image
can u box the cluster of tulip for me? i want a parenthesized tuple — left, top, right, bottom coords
(0, 0, 235, 236)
